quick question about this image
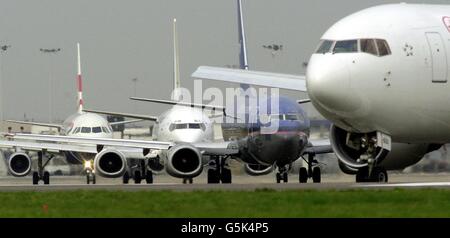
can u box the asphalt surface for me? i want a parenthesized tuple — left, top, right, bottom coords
(0, 172, 449, 191)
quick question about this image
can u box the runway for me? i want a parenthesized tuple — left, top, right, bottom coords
(0, 172, 449, 191)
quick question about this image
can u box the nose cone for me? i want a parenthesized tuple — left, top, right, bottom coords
(306, 55, 361, 115)
(250, 132, 301, 166)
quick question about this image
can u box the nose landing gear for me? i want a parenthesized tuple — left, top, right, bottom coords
(84, 160, 96, 184)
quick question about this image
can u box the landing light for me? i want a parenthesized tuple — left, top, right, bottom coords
(84, 160, 92, 170)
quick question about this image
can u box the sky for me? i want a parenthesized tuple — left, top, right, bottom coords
(0, 0, 449, 122)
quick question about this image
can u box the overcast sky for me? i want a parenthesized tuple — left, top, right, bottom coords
(0, 0, 449, 122)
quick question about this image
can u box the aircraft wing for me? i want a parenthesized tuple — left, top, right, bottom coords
(6, 120, 63, 129)
(0, 139, 97, 154)
(130, 97, 226, 112)
(304, 138, 333, 154)
(193, 141, 239, 156)
(109, 119, 145, 126)
(4, 133, 172, 151)
(192, 66, 307, 92)
(82, 109, 158, 121)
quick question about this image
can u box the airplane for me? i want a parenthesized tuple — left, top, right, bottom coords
(192, 3, 450, 183)
(0, 43, 141, 185)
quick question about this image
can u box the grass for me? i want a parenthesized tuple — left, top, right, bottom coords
(0, 188, 449, 217)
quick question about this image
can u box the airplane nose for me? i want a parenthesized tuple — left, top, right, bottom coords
(306, 55, 360, 113)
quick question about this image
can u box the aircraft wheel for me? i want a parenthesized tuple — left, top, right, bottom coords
(276, 173, 281, 183)
(32, 172, 39, 185)
(371, 167, 388, 183)
(43, 171, 50, 185)
(299, 167, 308, 183)
(123, 172, 130, 184)
(92, 174, 96, 184)
(283, 172, 288, 183)
(221, 168, 232, 184)
(134, 171, 142, 184)
(356, 167, 369, 183)
(312, 167, 321, 183)
(145, 170, 153, 184)
(207, 169, 220, 184)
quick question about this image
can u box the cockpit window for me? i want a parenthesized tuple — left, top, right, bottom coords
(284, 114, 299, 121)
(360, 39, 378, 55)
(81, 127, 91, 133)
(92, 127, 102, 133)
(73, 127, 81, 134)
(315, 40, 334, 54)
(175, 124, 188, 129)
(376, 39, 391, 56)
(333, 40, 358, 53)
(102, 127, 110, 133)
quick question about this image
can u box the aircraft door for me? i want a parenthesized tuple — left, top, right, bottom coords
(425, 32, 448, 82)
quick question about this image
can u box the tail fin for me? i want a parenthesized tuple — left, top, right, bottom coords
(237, 0, 248, 71)
(77, 43, 84, 113)
(172, 18, 182, 101)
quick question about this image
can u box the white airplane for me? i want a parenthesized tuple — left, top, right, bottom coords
(1, 43, 141, 184)
(82, 18, 229, 184)
(192, 3, 450, 182)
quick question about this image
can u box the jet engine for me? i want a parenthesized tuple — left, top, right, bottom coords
(330, 124, 441, 174)
(94, 149, 127, 178)
(8, 152, 32, 177)
(244, 163, 273, 176)
(165, 144, 203, 178)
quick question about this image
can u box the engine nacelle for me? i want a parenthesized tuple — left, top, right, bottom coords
(8, 152, 32, 177)
(165, 144, 203, 178)
(244, 163, 273, 176)
(94, 149, 127, 178)
(330, 124, 440, 174)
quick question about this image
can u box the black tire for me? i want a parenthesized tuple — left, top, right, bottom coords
(145, 170, 153, 184)
(86, 174, 90, 184)
(207, 169, 220, 184)
(299, 167, 308, 183)
(276, 173, 281, 183)
(221, 168, 232, 184)
(43, 171, 50, 185)
(92, 174, 96, 184)
(312, 167, 321, 183)
(32, 172, 39, 185)
(283, 173, 288, 183)
(188, 178, 193, 184)
(356, 167, 369, 183)
(371, 167, 388, 183)
(123, 172, 130, 184)
(134, 171, 142, 184)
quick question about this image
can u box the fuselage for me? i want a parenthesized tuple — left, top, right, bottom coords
(307, 3, 450, 144)
(152, 105, 214, 143)
(224, 96, 310, 167)
(60, 112, 113, 163)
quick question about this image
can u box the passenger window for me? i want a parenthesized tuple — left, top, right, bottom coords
(376, 39, 391, 56)
(81, 127, 91, 133)
(92, 127, 102, 133)
(333, 40, 358, 53)
(360, 39, 378, 55)
(315, 40, 334, 54)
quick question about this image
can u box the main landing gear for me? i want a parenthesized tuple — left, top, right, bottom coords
(298, 153, 321, 183)
(123, 160, 153, 184)
(207, 156, 232, 184)
(32, 151, 53, 185)
(356, 166, 388, 183)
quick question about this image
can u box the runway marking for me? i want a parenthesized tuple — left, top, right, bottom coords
(356, 182, 450, 188)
